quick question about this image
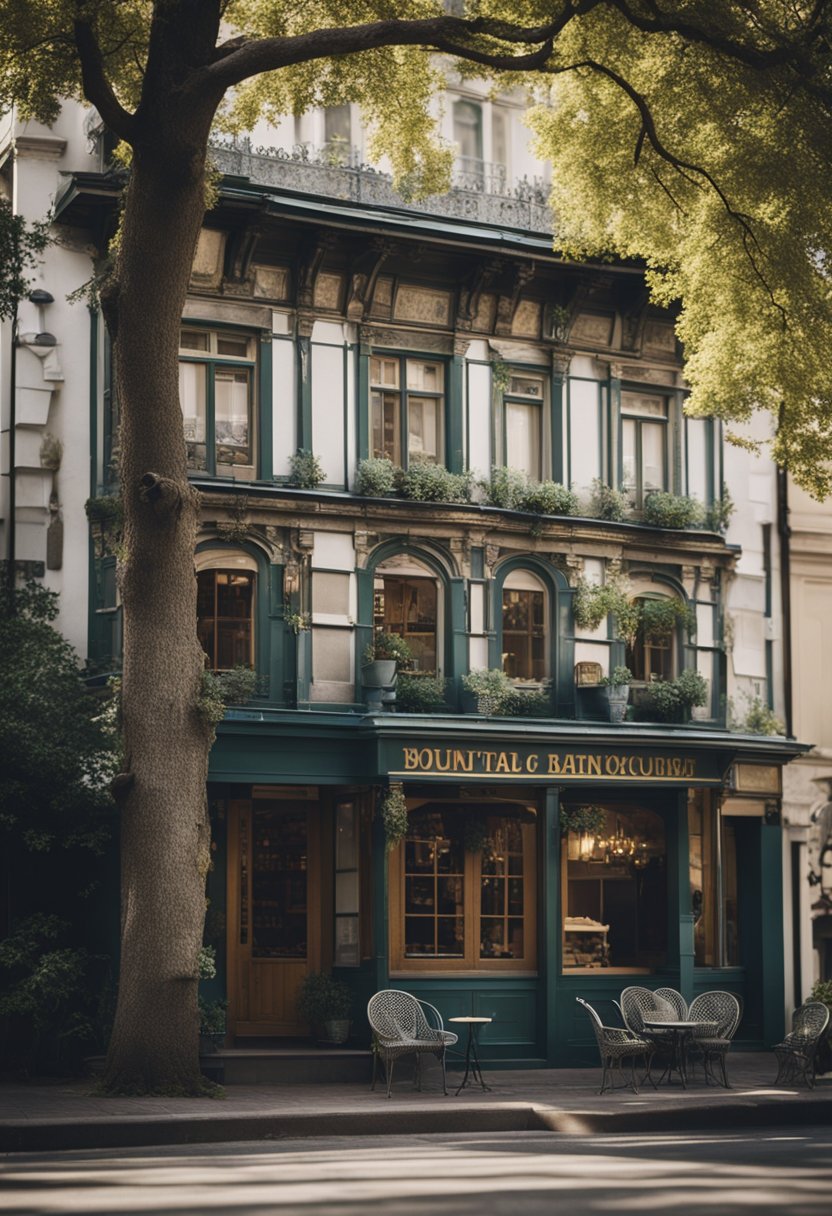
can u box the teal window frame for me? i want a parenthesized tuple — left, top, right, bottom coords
(501, 367, 547, 481)
(619, 387, 670, 507)
(179, 325, 258, 478)
(369, 350, 449, 469)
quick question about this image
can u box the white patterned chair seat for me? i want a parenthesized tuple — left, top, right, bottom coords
(367, 989, 458, 1098)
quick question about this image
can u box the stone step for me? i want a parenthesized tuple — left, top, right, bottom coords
(200, 1046, 371, 1085)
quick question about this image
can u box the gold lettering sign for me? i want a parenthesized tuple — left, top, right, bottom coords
(398, 748, 697, 781)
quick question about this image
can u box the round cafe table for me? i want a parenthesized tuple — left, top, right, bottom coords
(449, 1016, 493, 1094)
(642, 1018, 718, 1088)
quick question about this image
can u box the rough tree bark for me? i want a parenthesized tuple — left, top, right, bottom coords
(96, 16, 225, 1094)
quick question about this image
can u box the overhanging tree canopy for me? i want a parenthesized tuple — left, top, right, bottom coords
(1, 0, 827, 1093)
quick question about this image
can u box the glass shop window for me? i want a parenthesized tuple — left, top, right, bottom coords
(688, 791, 741, 967)
(197, 569, 255, 670)
(562, 804, 667, 971)
(390, 804, 537, 972)
(374, 571, 438, 673)
(626, 595, 679, 683)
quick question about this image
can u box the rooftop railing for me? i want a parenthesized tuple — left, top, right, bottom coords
(210, 137, 553, 235)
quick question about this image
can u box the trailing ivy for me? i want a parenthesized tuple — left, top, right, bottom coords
(380, 785, 408, 851)
(559, 805, 607, 836)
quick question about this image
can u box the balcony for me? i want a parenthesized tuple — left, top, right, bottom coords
(210, 138, 552, 234)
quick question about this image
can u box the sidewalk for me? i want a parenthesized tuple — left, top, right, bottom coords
(1, 1053, 830, 1153)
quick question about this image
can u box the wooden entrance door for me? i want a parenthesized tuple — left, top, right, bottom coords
(227, 797, 321, 1036)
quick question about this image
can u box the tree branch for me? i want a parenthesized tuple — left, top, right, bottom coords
(201, 10, 596, 91)
(73, 16, 136, 142)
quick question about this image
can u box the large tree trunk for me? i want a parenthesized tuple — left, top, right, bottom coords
(100, 106, 218, 1094)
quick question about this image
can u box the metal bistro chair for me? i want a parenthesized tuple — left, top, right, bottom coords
(773, 1001, 830, 1090)
(687, 991, 741, 1088)
(620, 986, 679, 1036)
(577, 997, 656, 1095)
(367, 989, 459, 1098)
(654, 987, 689, 1020)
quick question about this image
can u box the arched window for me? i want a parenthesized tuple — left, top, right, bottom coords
(501, 570, 547, 681)
(373, 555, 442, 673)
(196, 552, 257, 670)
(626, 593, 681, 683)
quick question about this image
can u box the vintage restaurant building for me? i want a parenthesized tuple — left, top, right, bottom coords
(12, 93, 805, 1068)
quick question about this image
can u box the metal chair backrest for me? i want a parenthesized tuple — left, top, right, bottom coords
(788, 1001, 830, 1046)
(576, 996, 606, 1051)
(655, 987, 688, 1020)
(367, 989, 436, 1042)
(688, 990, 741, 1039)
(620, 986, 678, 1033)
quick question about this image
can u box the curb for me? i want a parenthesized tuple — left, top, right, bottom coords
(3, 1094, 832, 1153)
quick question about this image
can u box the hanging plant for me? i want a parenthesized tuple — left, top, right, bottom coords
(559, 805, 607, 837)
(463, 815, 492, 854)
(640, 597, 696, 642)
(380, 785, 408, 851)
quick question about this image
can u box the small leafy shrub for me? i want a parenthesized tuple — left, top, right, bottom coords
(355, 456, 397, 496)
(297, 972, 352, 1024)
(364, 631, 413, 666)
(216, 665, 257, 704)
(288, 448, 325, 489)
(519, 480, 578, 516)
(395, 459, 472, 503)
(380, 785, 408, 850)
(462, 668, 514, 715)
(601, 665, 632, 688)
(638, 670, 709, 721)
(502, 687, 552, 717)
(572, 562, 634, 639)
(395, 674, 448, 713)
(198, 997, 227, 1036)
(731, 694, 785, 736)
(560, 805, 607, 836)
(482, 466, 528, 509)
(588, 479, 628, 522)
(0, 915, 101, 1074)
(643, 491, 705, 529)
(706, 490, 735, 534)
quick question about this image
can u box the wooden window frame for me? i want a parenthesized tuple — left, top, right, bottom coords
(197, 568, 255, 671)
(370, 353, 446, 468)
(388, 806, 537, 975)
(502, 369, 546, 481)
(620, 391, 669, 508)
(179, 327, 257, 478)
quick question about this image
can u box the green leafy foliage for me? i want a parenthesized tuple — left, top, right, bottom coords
(588, 479, 628, 522)
(288, 449, 325, 489)
(0, 199, 51, 320)
(601, 665, 631, 688)
(640, 597, 695, 642)
(462, 668, 550, 717)
(643, 492, 705, 530)
(395, 673, 448, 713)
(482, 466, 530, 509)
(638, 670, 709, 722)
(482, 468, 577, 516)
(705, 491, 735, 534)
(364, 631, 413, 666)
(296, 972, 352, 1024)
(395, 460, 472, 504)
(559, 805, 607, 837)
(355, 456, 397, 496)
(730, 694, 785, 736)
(380, 785, 408, 851)
(0, 578, 117, 856)
(0, 914, 104, 1074)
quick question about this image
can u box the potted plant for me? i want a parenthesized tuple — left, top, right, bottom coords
(198, 998, 227, 1053)
(637, 669, 709, 722)
(297, 972, 353, 1045)
(461, 667, 513, 715)
(362, 632, 412, 710)
(599, 665, 632, 722)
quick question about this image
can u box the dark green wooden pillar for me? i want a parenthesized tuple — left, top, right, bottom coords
(297, 321, 313, 451)
(544, 786, 561, 1067)
(667, 791, 694, 1001)
(357, 332, 370, 462)
(448, 345, 465, 473)
(550, 351, 569, 484)
(760, 817, 786, 1045)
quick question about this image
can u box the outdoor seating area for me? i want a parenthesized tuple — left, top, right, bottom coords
(580, 987, 743, 1094)
(367, 989, 458, 1099)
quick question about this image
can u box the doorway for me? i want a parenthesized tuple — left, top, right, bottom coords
(227, 797, 321, 1036)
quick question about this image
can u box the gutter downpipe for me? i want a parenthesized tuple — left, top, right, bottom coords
(777, 460, 793, 740)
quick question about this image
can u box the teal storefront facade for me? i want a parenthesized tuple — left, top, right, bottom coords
(207, 710, 804, 1067)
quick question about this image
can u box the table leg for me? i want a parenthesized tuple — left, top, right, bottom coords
(455, 1024, 491, 1094)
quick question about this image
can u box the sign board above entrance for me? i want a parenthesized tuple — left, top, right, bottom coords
(383, 742, 727, 785)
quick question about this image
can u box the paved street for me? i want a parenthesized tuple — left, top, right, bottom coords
(2, 1126, 831, 1216)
